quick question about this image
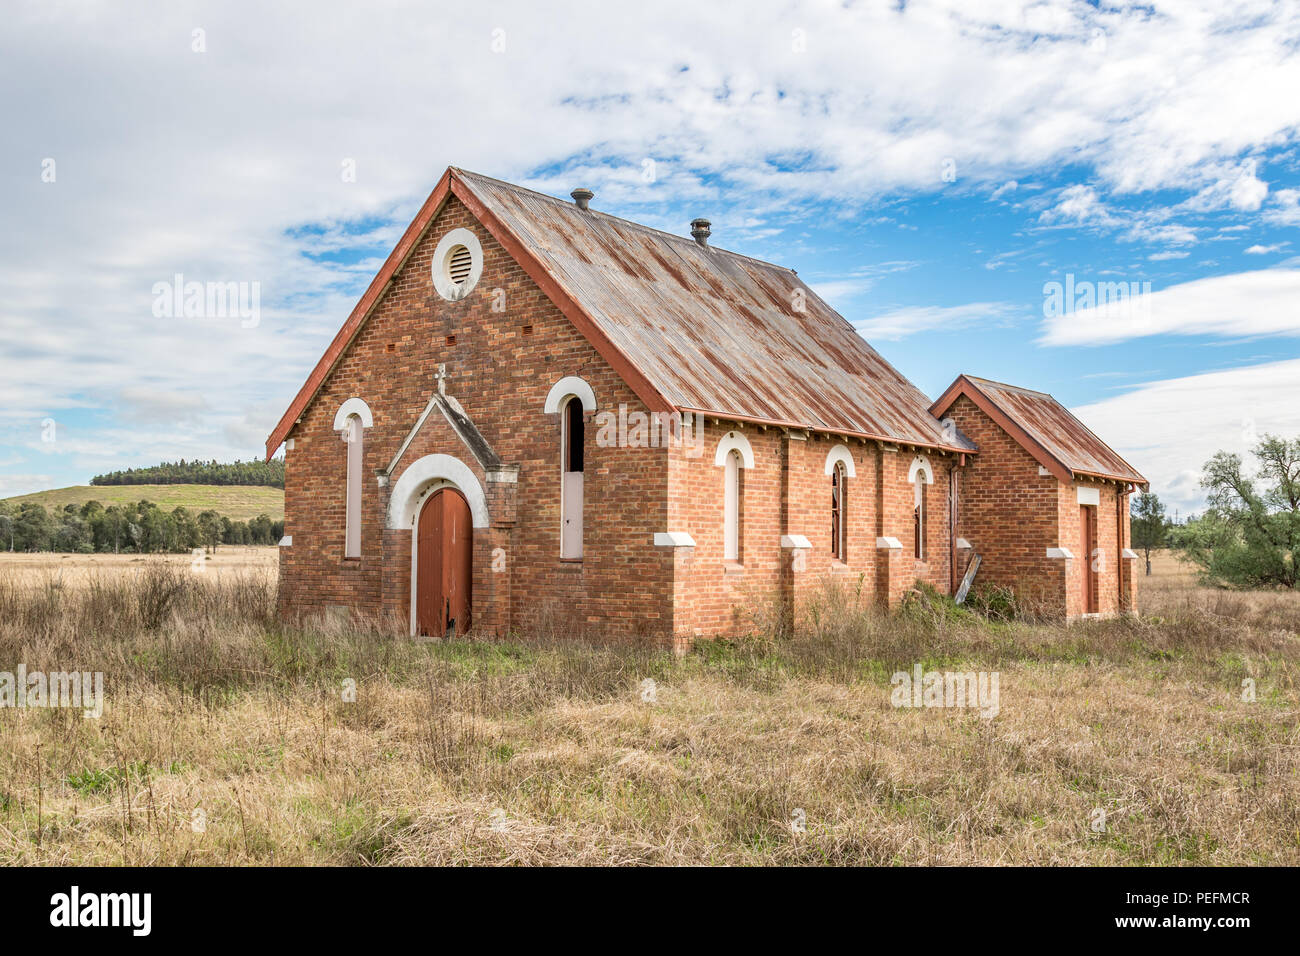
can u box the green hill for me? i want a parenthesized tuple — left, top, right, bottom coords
(4, 484, 284, 522)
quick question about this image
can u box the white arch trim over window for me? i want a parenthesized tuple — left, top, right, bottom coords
(336, 398, 374, 559)
(713, 430, 755, 469)
(908, 455, 935, 485)
(824, 443, 857, 477)
(387, 453, 490, 530)
(431, 228, 484, 301)
(543, 375, 597, 414)
(333, 397, 374, 431)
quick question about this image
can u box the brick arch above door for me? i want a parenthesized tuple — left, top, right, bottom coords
(387, 453, 490, 529)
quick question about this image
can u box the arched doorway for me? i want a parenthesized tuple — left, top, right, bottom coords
(416, 488, 472, 637)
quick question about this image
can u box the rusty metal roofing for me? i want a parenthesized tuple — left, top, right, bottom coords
(456, 169, 974, 452)
(931, 374, 1146, 485)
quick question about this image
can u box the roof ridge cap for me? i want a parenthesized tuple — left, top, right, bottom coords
(966, 375, 1053, 399)
(453, 168, 798, 275)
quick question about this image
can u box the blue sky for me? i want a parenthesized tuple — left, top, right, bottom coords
(2, 0, 1299, 516)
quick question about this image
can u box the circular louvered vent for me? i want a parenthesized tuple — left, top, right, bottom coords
(446, 245, 473, 286)
(431, 228, 483, 301)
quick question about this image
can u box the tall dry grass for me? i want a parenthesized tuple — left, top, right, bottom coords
(0, 553, 1296, 865)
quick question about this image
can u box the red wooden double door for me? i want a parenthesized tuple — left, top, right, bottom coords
(416, 488, 472, 638)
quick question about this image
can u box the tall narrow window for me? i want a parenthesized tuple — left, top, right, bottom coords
(724, 449, 743, 563)
(831, 461, 847, 561)
(344, 414, 363, 558)
(561, 396, 584, 559)
(913, 473, 926, 561)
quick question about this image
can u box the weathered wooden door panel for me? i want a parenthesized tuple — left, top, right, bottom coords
(1079, 504, 1098, 614)
(416, 488, 472, 637)
(561, 471, 583, 559)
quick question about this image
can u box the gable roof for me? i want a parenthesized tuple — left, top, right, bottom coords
(386, 390, 502, 478)
(930, 374, 1146, 487)
(266, 167, 975, 458)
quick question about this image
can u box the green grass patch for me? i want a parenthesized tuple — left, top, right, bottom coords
(5, 484, 284, 522)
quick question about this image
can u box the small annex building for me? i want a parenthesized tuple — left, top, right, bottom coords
(266, 167, 1147, 642)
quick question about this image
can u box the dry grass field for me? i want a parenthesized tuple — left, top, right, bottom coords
(0, 546, 277, 583)
(0, 549, 1295, 866)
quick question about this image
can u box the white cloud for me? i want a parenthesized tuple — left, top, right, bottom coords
(990, 180, 1018, 201)
(1245, 242, 1289, 254)
(854, 302, 1019, 340)
(1072, 359, 1300, 514)
(1129, 223, 1199, 246)
(1264, 189, 1300, 226)
(1040, 268, 1300, 345)
(1038, 185, 1198, 246)
(0, 474, 56, 498)
(1039, 185, 1119, 228)
(1179, 159, 1269, 213)
(117, 387, 210, 425)
(809, 261, 919, 305)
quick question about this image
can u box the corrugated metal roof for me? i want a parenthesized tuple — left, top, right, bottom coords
(935, 375, 1146, 484)
(457, 169, 974, 452)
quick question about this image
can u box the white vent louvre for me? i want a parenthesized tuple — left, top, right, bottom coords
(448, 245, 473, 285)
(431, 229, 482, 301)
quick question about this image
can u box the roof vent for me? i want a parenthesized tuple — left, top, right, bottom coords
(570, 188, 594, 210)
(690, 218, 711, 247)
(447, 244, 474, 286)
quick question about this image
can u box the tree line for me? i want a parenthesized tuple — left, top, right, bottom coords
(0, 500, 283, 553)
(90, 457, 285, 488)
(1132, 432, 1299, 589)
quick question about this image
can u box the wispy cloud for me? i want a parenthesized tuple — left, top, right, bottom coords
(990, 180, 1018, 201)
(809, 261, 919, 305)
(1264, 189, 1300, 226)
(1037, 184, 1200, 247)
(854, 302, 1020, 340)
(1073, 359, 1300, 513)
(0, 474, 56, 498)
(1040, 268, 1300, 346)
(1038, 185, 1119, 229)
(1177, 160, 1269, 213)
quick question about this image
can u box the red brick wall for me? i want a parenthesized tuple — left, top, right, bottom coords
(941, 394, 1137, 617)
(666, 421, 785, 636)
(784, 435, 880, 617)
(279, 195, 673, 640)
(664, 425, 957, 637)
(943, 395, 1060, 609)
(1057, 479, 1134, 617)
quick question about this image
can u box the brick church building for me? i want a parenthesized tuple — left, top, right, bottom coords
(266, 167, 1147, 642)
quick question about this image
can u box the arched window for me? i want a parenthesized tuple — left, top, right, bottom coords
(914, 472, 926, 561)
(724, 449, 743, 563)
(334, 398, 373, 559)
(831, 460, 847, 561)
(343, 415, 364, 557)
(907, 455, 933, 563)
(714, 430, 753, 565)
(561, 395, 584, 559)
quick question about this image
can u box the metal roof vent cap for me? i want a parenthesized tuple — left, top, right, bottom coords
(570, 188, 594, 210)
(690, 218, 711, 247)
